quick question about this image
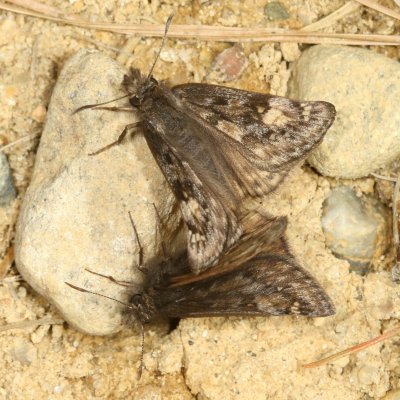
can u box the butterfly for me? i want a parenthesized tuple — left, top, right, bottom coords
(76, 16, 336, 274)
(66, 211, 335, 376)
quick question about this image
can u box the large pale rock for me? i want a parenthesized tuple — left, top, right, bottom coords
(289, 45, 400, 179)
(15, 50, 182, 335)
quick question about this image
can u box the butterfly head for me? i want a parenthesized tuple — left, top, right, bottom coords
(123, 69, 158, 108)
(127, 291, 157, 325)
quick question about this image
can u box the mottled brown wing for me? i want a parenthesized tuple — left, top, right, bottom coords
(143, 123, 242, 273)
(156, 247, 335, 318)
(168, 211, 288, 286)
(159, 212, 335, 318)
(173, 83, 336, 198)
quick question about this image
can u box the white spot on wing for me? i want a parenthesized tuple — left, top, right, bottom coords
(261, 108, 290, 127)
(217, 120, 245, 142)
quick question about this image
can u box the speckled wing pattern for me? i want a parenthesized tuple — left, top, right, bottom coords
(173, 84, 336, 198)
(151, 212, 335, 319)
(143, 123, 242, 273)
(137, 75, 335, 274)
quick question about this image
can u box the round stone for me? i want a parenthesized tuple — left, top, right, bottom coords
(289, 45, 400, 179)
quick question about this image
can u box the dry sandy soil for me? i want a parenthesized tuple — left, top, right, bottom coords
(0, 0, 399, 399)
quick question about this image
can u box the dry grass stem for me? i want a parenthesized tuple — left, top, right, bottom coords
(0, 132, 41, 154)
(1, 1, 399, 45)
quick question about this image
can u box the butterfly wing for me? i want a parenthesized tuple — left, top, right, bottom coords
(155, 242, 335, 318)
(137, 78, 334, 273)
(173, 83, 336, 198)
(168, 211, 288, 286)
(156, 212, 335, 318)
(142, 119, 242, 273)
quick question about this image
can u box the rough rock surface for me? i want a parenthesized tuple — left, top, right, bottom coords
(14, 50, 182, 335)
(289, 45, 400, 178)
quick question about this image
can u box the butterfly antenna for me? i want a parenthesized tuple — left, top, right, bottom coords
(145, 14, 174, 83)
(73, 94, 130, 114)
(65, 282, 134, 309)
(137, 323, 145, 380)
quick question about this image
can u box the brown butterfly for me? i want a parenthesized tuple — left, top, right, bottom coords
(76, 16, 336, 274)
(66, 211, 335, 377)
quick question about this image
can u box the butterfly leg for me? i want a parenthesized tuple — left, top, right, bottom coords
(128, 211, 148, 275)
(84, 268, 136, 287)
(89, 122, 141, 156)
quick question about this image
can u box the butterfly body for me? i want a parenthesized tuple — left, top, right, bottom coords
(122, 68, 336, 274)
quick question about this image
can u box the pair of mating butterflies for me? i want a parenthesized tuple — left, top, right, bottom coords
(72, 17, 336, 326)
(114, 67, 337, 323)
(76, 65, 336, 323)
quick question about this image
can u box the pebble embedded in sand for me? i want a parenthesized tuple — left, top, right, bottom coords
(0, 153, 16, 205)
(208, 44, 248, 82)
(321, 186, 389, 272)
(14, 50, 182, 335)
(289, 45, 400, 179)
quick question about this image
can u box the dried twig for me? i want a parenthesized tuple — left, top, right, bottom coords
(303, 325, 400, 368)
(1, 1, 400, 45)
(0, 131, 41, 154)
(0, 317, 64, 333)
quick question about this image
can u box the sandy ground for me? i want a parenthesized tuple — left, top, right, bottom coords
(0, 0, 400, 399)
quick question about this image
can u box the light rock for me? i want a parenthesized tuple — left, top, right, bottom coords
(15, 50, 182, 335)
(289, 45, 400, 178)
(321, 186, 389, 272)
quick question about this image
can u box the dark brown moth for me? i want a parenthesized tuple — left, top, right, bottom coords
(66, 211, 334, 376)
(126, 212, 335, 323)
(76, 16, 336, 274)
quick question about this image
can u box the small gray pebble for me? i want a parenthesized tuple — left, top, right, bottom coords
(264, 2, 289, 20)
(321, 186, 389, 273)
(9, 339, 37, 365)
(0, 153, 16, 205)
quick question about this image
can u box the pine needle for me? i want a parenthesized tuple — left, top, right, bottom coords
(303, 325, 400, 368)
